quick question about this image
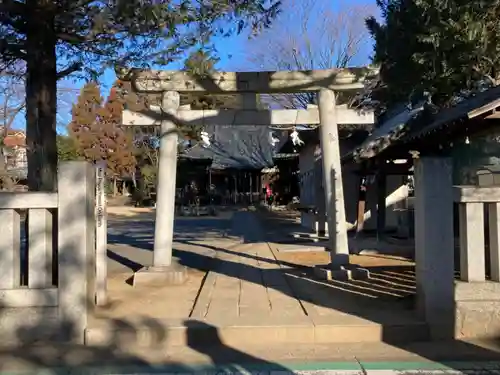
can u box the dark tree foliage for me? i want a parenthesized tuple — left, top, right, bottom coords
(56, 134, 79, 161)
(0, 0, 281, 190)
(68, 82, 104, 161)
(366, 0, 500, 109)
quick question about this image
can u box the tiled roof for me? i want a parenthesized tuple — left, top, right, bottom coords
(180, 124, 274, 170)
(349, 102, 425, 162)
(348, 85, 500, 162)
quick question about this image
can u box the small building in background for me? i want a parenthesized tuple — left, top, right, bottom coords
(0, 127, 27, 190)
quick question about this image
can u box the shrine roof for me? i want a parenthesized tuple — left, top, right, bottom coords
(180, 124, 274, 170)
(347, 102, 426, 162)
(348, 85, 500, 162)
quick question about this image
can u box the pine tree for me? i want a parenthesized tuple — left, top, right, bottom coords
(184, 49, 218, 78)
(56, 135, 79, 161)
(1, 0, 281, 191)
(180, 50, 221, 141)
(366, 0, 500, 108)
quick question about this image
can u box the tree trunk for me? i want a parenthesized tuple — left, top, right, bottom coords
(113, 177, 118, 197)
(25, 2, 58, 192)
(24, 2, 59, 287)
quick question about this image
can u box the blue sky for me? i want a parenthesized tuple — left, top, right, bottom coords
(96, 0, 376, 91)
(51, 32, 252, 134)
(96, 32, 253, 95)
(59, 0, 377, 131)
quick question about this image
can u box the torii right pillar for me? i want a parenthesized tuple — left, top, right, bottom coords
(315, 88, 369, 280)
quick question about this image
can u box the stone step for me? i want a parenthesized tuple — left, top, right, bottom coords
(84, 319, 429, 349)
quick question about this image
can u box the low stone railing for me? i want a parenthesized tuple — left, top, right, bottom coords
(0, 192, 58, 297)
(0, 162, 96, 345)
(453, 186, 500, 282)
(453, 185, 500, 338)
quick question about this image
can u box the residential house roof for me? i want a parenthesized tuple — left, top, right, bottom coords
(0, 128, 27, 180)
(1, 128, 26, 148)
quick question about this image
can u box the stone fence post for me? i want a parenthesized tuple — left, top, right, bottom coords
(414, 157, 454, 339)
(57, 162, 96, 343)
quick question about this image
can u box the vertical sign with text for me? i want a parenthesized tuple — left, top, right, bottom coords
(95, 162, 107, 306)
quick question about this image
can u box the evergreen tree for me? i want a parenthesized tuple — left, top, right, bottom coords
(366, 0, 500, 108)
(56, 135, 79, 161)
(69, 83, 136, 190)
(184, 49, 218, 78)
(69, 83, 105, 162)
(180, 50, 220, 141)
(98, 87, 136, 193)
(0, 0, 281, 191)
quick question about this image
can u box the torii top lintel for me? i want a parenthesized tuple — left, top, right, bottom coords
(115, 66, 379, 94)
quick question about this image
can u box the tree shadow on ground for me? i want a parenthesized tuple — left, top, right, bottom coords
(0, 320, 296, 373)
(0, 163, 287, 373)
(260, 207, 416, 259)
(104, 209, 500, 372)
(107, 215, 233, 245)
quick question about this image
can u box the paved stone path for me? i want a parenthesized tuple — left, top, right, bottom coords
(3, 208, 500, 373)
(174, 210, 424, 347)
(93, 208, 425, 347)
(190, 211, 312, 328)
(91, 211, 242, 324)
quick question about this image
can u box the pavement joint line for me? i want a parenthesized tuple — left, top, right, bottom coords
(4, 361, 500, 375)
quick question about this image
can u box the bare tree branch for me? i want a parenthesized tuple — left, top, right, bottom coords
(243, 0, 375, 110)
(56, 62, 83, 80)
(0, 69, 24, 130)
(0, 63, 78, 132)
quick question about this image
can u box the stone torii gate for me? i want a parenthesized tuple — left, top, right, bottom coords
(119, 68, 378, 284)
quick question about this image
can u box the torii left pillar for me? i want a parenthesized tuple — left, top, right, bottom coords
(133, 91, 188, 286)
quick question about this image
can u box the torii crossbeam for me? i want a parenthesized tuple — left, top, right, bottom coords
(123, 107, 374, 127)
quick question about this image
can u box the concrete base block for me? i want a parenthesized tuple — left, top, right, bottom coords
(133, 263, 188, 286)
(454, 281, 500, 339)
(331, 253, 350, 268)
(313, 264, 370, 281)
(351, 267, 370, 280)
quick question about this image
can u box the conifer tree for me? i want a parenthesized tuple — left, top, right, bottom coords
(1, 0, 281, 191)
(97, 87, 136, 194)
(69, 82, 105, 162)
(367, 0, 500, 108)
(69, 82, 136, 192)
(56, 135, 79, 162)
